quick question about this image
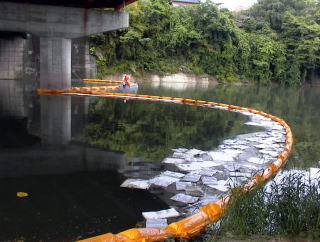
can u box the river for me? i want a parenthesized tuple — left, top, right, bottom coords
(0, 78, 319, 241)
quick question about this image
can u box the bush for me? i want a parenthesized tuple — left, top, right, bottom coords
(211, 172, 320, 240)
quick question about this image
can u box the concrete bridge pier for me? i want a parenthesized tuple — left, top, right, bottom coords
(40, 37, 71, 89)
(0, 1, 129, 145)
(0, 1, 129, 88)
(72, 38, 97, 79)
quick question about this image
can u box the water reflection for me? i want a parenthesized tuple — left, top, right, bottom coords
(0, 79, 34, 118)
(40, 96, 71, 145)
(205, 85, 320, 169)
(0, 78, 319, 240)
(84, 98, 255, 162)
(139, 83, 320, 168)
(0, 79, 169, 241)
(147, 73, 213, 91)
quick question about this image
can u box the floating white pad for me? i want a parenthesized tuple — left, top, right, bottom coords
(172, 148, 188, 153)
(176, 161, 224, 171)
(161, 171, 185, 178)
(185, 149, 205, 156)
(172, 152, 186, 158)
(208, 152, 235, 162)
(170, 193, 199, 204)
(196, 168, 217, 176)
(162, 158, 185, 164)
(220, 149, 243, 156)
(229, 171, 252, 178)
(310, 168, 320, 180)
(229, 145, 249, 150)
(120, 179, 150, 190)
(175, 181, 192, 191)
(243, 164, 259, 170)
(200, 161, 225, 167)
(259, 150, 279, 157)
(149, 175, 180, 187)
(176, 163, 203, 171)
(142, 208, 180, 219)
(248, 157, 264, 164)
(182, 173, 201, 182)
(212, 105, 229, 110)
(255, 133, 270, 138)
(185, 184, 204, 196)
(223, 139, 238, 145)
(146, 219, 168, 228)
(201, 176, 218, 185)
(254, 144, 273, 149)
(245, 121, 262, 126)
(246, 137, 262, 142)
(206, 180, 229, 192)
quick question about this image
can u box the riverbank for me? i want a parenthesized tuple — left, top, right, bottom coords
(97, 71, 320, 89)
(89, 0, 320, 86)
(99, 72, 252, 89)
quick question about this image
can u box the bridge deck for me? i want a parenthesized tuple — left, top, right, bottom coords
(2, 0, 136, 10)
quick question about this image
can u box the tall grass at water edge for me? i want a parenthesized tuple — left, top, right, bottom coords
(210, 173, 320, 240)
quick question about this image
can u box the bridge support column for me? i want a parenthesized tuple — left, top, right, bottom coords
(40, 37, 71, 89)
(40, 95, 71, 145)
(0, 1, 129, 88)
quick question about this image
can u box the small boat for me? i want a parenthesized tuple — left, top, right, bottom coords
(118, 83, 139, 93)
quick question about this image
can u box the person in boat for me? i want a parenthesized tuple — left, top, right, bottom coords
(122, 74, 132, 87)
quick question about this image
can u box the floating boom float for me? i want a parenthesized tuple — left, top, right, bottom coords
(37, 88, 293, 242)
(83, 79, 123, 84)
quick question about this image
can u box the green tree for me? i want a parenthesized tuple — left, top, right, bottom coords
(89, 0, 320, 85)
(281, 13, 320, 83)
(249, 0, 315, 31)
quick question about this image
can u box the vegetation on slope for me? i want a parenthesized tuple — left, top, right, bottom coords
(90, 0, 320, 85)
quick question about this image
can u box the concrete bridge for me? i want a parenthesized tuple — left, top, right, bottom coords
(0, 0, 135, 88)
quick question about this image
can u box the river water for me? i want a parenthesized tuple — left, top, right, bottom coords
(0, 79, 319, 241)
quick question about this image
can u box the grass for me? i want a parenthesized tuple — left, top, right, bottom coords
(210, 172, 320, 241)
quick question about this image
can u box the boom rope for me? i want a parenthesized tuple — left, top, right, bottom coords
(37, 88, 293, 242)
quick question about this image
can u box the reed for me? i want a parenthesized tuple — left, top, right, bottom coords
(210, 173, 320, 240)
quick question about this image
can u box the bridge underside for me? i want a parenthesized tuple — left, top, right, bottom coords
(1, 0, 136, 10)
(0, 1, 129, 89)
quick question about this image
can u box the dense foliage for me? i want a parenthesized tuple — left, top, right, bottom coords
(89, 0, 320, 84)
